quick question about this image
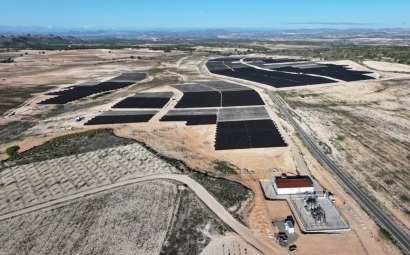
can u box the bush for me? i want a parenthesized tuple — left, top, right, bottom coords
(5, 145, 20, 156)
(213, 160, 237, 175)
(0, 58, 13, 63)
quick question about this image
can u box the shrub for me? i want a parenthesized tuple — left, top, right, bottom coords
(213, 160, 237, 175)
(5, 145, 20, 156)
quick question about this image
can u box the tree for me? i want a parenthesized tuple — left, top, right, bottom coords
(5, 145, 20, 157)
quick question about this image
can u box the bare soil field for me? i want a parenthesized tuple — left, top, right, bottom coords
(0, 179, 228, 255)
(277, 78, 410, 235)
(200, 234, 262, 255)
(364, 61, 410, 72)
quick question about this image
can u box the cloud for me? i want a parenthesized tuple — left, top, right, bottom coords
(285, 22, 383, 26)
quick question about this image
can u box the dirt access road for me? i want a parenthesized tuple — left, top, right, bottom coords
(0, 173, 278, 255)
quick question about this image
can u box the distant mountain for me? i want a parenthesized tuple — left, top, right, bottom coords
(0, 28, 409, 49)
(0, 34, 81, 49)
(1, 26, 409, 39)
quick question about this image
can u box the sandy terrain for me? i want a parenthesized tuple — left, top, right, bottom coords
(0, 49, 176, 87)
(200, 234, 262, 255)
(364, 60, 410, 72)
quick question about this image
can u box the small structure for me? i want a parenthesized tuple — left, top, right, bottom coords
(273, 175, 314, 195)
(277, 232, 288, 247)
(328, 192, 336, 203)
(289, 244, 297, 252)
(285, 220, 295, 233)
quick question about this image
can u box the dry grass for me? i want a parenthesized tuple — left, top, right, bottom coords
(0, 180, 179, 255)
(278, 79, 410, 230)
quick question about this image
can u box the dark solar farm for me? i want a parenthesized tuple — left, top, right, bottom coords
(83, 80, 287, 150)
(272, 64, 374, 82)
(175, 91, 222, 108)
(160, 109, 217, 125)
(221, 90, 264, 107)
(38, 72, 147, 104)
(215, 119, 286, 150)
(172, 81, 264, 108)
(166, 81, 287, 150)
(112, 92, 173, 109)
(85, 110, 157, 125)
(206, 58, 374, 88)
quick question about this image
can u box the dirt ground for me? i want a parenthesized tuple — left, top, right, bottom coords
(277, 78, 410, 232)
(364, 60, 410, 72)
(1, 50, 407, 254)
(288, 133, 402, 255)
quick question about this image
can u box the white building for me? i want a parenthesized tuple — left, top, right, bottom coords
(285, 220, 295, 233)
(273, 176, 314, 195)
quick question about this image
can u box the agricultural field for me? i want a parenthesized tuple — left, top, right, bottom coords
(0, 180, 228, 255)
(277, 78, 410, 232)
(0, 142, 177, 214)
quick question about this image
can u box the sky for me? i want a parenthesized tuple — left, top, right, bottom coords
(1, 0, 409, 30)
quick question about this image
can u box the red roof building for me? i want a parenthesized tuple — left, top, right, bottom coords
(273, 176, 314, 195)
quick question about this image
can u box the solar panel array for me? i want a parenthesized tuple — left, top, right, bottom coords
(169, 81, 287, 150)
(206, 58, 374, 87)
(39, 72, 147, 104)
(173, 82, 264, 108)
(175, 91, 222, 108)
(272, 64, 374, 82)
(207, 61, 335, 88)
(84, 110, 157, 125)
(215, 120, 287, 150)
(84, 115, 155, 125)
(81, 79, 287, 150)
(113, 92, 173, 109)
(161, 115, 217, 125)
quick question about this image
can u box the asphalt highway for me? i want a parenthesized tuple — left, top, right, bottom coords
(268, 91, 410, 254)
